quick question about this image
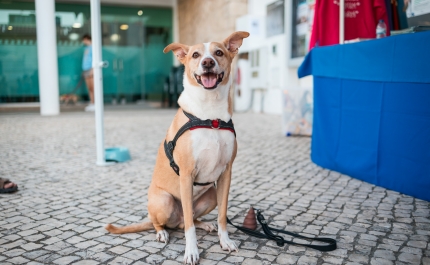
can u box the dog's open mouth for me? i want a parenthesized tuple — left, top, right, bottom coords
(194, 72, 224, 90)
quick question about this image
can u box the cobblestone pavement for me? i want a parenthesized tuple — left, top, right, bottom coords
(1, 109, 429, 265)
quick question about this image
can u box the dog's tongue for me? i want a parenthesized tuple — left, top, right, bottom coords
(201, 73, 217, 88)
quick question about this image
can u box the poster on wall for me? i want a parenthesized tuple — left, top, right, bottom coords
(406, 0, 430, 17)
(282, 88, 313, 136)
(291, 0, 315, 59)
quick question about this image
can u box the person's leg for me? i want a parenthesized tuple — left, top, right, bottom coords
(85, 73, 94, 104)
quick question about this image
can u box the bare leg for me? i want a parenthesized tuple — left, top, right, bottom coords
(84, 75, 94, 104)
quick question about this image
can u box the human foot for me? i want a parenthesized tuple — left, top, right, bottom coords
(0, 178, 18, 193)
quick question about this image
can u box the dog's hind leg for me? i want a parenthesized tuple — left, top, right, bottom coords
(193, 186, 218, 232)
(148, 187, 183, 244)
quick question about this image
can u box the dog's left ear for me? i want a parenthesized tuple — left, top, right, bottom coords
(223, 31, 250, 55)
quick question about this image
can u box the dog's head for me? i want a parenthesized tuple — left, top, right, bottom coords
(163, 31, 249, 90)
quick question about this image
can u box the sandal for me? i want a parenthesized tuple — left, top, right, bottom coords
(0, 178, 18, 193)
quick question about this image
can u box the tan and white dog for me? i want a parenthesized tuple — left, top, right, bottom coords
(105, 31, 249, 265)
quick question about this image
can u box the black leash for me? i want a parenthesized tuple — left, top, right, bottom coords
(227, 209, 337, 252)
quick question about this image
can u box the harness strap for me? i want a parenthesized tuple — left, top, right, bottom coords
(164, 110, 236, 181)
(227, 210, 337, 252)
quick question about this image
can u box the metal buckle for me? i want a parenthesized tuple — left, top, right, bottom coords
(167, 142, 174, 152)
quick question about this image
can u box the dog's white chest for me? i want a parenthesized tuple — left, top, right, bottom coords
(190, 129, 234, 196)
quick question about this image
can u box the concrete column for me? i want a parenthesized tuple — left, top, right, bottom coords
(35, 0, 60, 115)
(172, 0, 180, 66)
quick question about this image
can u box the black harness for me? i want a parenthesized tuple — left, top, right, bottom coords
(163, 110, 236, 186)
(163, 110, 337, 252)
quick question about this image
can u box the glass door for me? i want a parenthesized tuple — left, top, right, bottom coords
(101, 17, 146, 103)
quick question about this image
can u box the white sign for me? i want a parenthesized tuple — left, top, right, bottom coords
(406, 0, 430, 17)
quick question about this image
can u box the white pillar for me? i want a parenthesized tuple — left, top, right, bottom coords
(90, 0, 106, 166)
(35, 0, 60, 115)
(172, 0, 180, 66)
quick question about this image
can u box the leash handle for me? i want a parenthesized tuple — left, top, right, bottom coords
(226, 210, 337, 252)
(255, 210, 337, 251)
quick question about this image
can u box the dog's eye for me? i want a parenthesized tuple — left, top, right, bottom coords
(192, 52, 199, 58)
(215, 50, 224, 56)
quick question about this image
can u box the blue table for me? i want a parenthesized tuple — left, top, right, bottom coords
(298, 31, 430, 201)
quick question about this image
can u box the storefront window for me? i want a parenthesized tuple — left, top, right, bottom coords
(0, 2, 173, 103)
(290, 0, 315, 59)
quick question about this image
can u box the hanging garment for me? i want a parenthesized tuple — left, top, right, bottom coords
(310, 0, 390, 49)
(385, 0, 394, 30)
(391, 0, 400, 30)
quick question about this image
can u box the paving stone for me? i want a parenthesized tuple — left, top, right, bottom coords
(161, 249, 180, 259)
(74, 240, 99, 249)
(71, 260, 100, 265)
(21, 243, 43, 251)
(146, 254, 166, 264)
(257, 253, 276, 261)
(374, 250, 395, 261)
(88, 252, 113, 263)
(225, 256, 244, 263)
(398, 252, 422, 264)
(107, 256, 133, 265)
(161, 261, 181, 265)
(53, 256, 81, 265)
(348, 254, 369, 264)
(5, 255, 28, 265)
(276, 253, 299, 264)
(109, 246, 131, 255)
(204, 253, 226, 261)
(407, 240, 427, 249)
(3, 249, 26, 258)
(22, 250, 50, 260)
(122, 249, 149, 260)
(370, 257, 393, 265)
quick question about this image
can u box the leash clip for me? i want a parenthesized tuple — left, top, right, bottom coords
(254, 208, 264, 214)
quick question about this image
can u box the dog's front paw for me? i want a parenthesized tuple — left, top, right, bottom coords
(184, 226, 199, 265)
(156, 229, 169, 244)
(218, 229, 238, 253)
(184, 242, 199, 265)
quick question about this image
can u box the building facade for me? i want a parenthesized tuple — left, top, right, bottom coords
(177, 0, 247, 45)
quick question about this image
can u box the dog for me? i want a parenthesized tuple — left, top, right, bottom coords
(105, 31, 250, 265)
(60, 94, 78, 105)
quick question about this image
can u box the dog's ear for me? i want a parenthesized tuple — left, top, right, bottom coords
(223, 31, 250, 55)
(163, 43, 190, 64)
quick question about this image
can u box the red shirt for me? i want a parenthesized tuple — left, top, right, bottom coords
(310, 0, 390, 49)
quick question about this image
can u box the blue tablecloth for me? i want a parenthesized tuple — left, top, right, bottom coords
(298, 31, 430, 201)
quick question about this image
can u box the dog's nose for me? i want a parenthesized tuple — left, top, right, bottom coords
(201, 58, 215, 69)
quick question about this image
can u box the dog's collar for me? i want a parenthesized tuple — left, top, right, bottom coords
(164, 110, 236, 183)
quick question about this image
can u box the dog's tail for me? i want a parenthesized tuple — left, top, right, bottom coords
(105, 221, 154, 234)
